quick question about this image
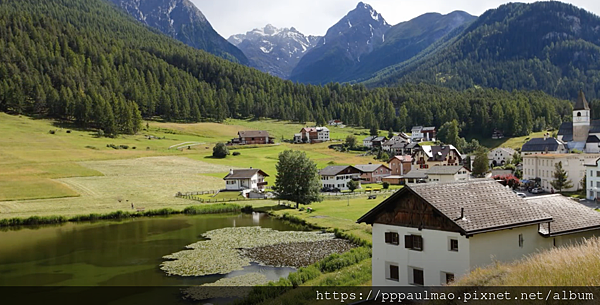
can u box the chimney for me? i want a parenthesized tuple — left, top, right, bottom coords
(460, 208, 464, 220)
(229, 169, 233, 175)
(544, 133, 548, 140)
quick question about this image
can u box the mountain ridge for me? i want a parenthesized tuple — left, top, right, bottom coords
(108, 0, 249, 64)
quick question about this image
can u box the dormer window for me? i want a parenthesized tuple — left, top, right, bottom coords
(578, 112, 582, 117)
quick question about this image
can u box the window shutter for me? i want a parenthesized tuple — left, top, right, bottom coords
(404, 235, 413, 248)
(392, 233, 399, 245)
(385, 232, 391, 243)
(416, 235, 424, 251)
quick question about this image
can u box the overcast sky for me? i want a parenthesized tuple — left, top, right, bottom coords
(190, 0, 600, 38)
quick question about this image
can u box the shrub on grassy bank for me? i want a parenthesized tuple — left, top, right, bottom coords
(0, 215, 68, 227)
(183, 203, 241, 215)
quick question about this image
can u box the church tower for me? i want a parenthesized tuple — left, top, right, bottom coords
(573, 90, 590, 142)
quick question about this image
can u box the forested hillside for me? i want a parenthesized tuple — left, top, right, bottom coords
(0, 0, 575, 138)
(366, 2, 600, 100)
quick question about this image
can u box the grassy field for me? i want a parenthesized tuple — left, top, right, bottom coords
(473, 131, 548, 150)
(0, 113, 384, 218)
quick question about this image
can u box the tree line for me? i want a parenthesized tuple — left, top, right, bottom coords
(0, 0, 576, 137)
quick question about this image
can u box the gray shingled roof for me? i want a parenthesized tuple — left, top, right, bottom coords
(426, 166, 467, 175)
(373, 137, 387, 142)
(224, 169, 268, 180)
(319, 165, 358, 176)
(358, 180, 553, 235)
(402, 169, 429, 179)
(521, 138, 563, 152)
(354, 164, 390, 173)
(363, 136, 377, 142)
(528, 195, 600, 236)
(238, 130, 270, 138)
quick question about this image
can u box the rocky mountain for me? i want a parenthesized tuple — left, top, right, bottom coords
(228, 25, 321, 79)
(366, 1, 600, 100)
(344, 11, 476, 83)
(290, 2, 391, 84)
(108, 0, 248, 64)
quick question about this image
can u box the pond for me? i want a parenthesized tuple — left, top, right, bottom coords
(0, 213, 300, 286)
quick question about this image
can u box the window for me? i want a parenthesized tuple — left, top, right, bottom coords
(596, 181, 600, 188)
(519, 234, 524, 248)
(388, 264, 399, 281)
(597, 171, 600, 177)
(405, 235, 423, 251)
(578, 112, 582, 117)
(449, 239, 458, 251)
(445, 273, 455, 284)
(385, 232, 399, 245)
(412, 268, 424, 285)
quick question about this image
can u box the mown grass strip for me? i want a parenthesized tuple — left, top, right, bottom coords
(0, 203, 250, 228)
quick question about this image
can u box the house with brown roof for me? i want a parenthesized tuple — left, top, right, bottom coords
(412, 145, 463, 169)
(319, 165, 362, 191)
(358, 180, 600, 286)
(231, 130, 274, 145)
(354, 164, 391, 183)
(388, 156, 412, 176)
(223, 168, 269, 193)
(294, 127, 330, 144)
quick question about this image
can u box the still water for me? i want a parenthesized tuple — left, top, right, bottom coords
(0, 213, 299, 286)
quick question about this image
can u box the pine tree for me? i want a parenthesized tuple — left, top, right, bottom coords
(550, 161, 573, 192)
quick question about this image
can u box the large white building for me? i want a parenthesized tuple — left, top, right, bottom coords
(319, 165, 362, 191)
(522, 154, 600, 192)
(585, 157, 600, 200)
(358, 180, 600, 286)
(488, 147, 516, 168)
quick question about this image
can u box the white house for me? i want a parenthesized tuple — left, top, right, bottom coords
(358, 180, 600, 286)
(488, 147, 516, 168)
(522, 153, 600, 192)
(521, 136, 567, 156)
(585, 157, 600, 200)
(426, 166, 470, 183)
(328, 120, 343, 126)
(294, 127, 330, 144)
(363, 136, 377, 148)
(319, 165, 362, 191)
(411, 126, 436, 142)
(223, 168, 269, 194)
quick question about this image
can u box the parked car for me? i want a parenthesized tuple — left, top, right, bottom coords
(530, 187, 545, 194)
(516, 192, 527, 198)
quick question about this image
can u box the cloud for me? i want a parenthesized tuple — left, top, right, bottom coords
(191, 0, 600, 38)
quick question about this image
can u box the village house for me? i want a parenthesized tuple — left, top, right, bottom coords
(411, 126, 436, 142)
(412, 145, 463, 170)
(488, 147, 516, 168)
(358, 180, 600, 286)
(354, 164, 392, 183)
(231, 130, 274, 145)
(363, 136, 376, 148)
(492, 129, 504, 139)
(521, 136, 567, 156)
(388, 156, 412, 176)
(390, 142, 419, 156)
(522, 153, 600, 192)
(293, 127, 330, 144)
(319, 165, 362, 191)
(557, 91, 600, 153)
(426, 166, 470, 183)
(401, 169, 429, 184)
(585, 157, 600, 201)
(328, 119, 343, 126)
(223, 168, 269, 197)
(382, 134, 411, 152)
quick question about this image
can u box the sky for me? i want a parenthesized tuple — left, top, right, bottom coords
(190, 0, 600, 38)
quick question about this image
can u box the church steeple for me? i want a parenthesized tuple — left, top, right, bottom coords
(575, 90, 590, 110)
(573, 90, 591, 142)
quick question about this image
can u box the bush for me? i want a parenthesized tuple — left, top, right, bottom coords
(232, 151, 241, 156)
(212, 142, 230, 158)
(108, 144, 118, 149)
(132, 147, 136, 149)
(66, 130, 71, 133)
(49, 130, 55, 134)
(96, 129, 104, 137)
(85, 146, 98, 150)
(119, 145, 129, 149)
(382, 181, 390, 189)
(241, 205, 253, 213)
